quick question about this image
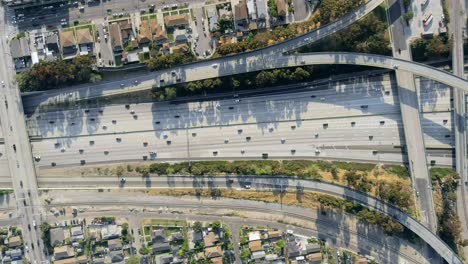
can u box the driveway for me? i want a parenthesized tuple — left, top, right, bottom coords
(193, 7, 212, 57)
(96, 19, 114, 67)
(293, 0, 309, 22)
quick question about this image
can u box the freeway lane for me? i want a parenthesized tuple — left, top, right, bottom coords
(41, 176, 463, 264)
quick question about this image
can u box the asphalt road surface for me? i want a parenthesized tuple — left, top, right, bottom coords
(0, 6, 46, 262)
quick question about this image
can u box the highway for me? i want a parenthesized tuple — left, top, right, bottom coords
(0, 5, 46, 262)
(40, 176, 464, 264)
(389, 3, 436, 234)
(25, 76, 457, 169)
(451, 0, 468, 258)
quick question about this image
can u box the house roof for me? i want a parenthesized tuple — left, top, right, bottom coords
(234, 1, 248, 21)
(203, 231, 220, 247)
(251, 250, 266, 259)
(10, 38, 30, 59)
(138, 20, 152, 43)
(76, 28, 93, 44)
(54, 245, 75, 258)
(152, 229, 167, 243)
(211, 257, 223, 264)
(277, 0, 287, 16)
(267, 230, 281, 239)
(50, 228, 65, 246)
(204, 246, 223, 259)
(249, 240, 263, 252)
(109, 23, 123, 50)
(304, 243, 321, 254)
(76, 255, 88, 264)
(59, 30, 76, 48)
(255, 0, 268, 19)
(108, 238, 123, 250)
(248, 231, 261, 241)
(150, 19, 167, 40)
(247, 0, 257, 20)
(172, 43, 189, 53)
(207, 6, 219, 31)
(306, 252, 322, 262)
(8, 236, 22, 246)
(53, 258, 77, 264)
(164, 14, 189, 27)
(119, 20, 133, 30)
(45, 34, 59, 45)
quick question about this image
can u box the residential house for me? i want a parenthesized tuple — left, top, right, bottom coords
(5, 249, 22, 260)
(265, 254, 279, 261)
(192, 231, 203, 243)
(9, 37, 31, 70)
(251, 250, 266, 260)
(59, 30, 77, 57)
(175, 34, 188, 44)
(50, 227, 65, 246)
(354, 258, 369, 264)
(152, 230, 171, 254)
(92, 257, 105, 264)
(100, 225, 121, 240)
(76, 255, 88, 264)
(54, 245, 75, 260)
(155, 254, 174, 264)
(204, 246, 223, 259)
(267, 230, 282, 241)
(306, 252, 322, 264)
(109, 23, 123, 53)
(119, 20, 134, 45)
(247, 0, 257, 20)
(164, 14, 190, 28)
(108, 239, 123, 251)
(171, 232, 184, 243)
(203, 231, 220, 248)
(150, 19, 167, 44)
(234, 1, 249, 27)
(53, 258, 78, 264)
(138, 20, 152, 45)
(248, 231, 261, 242)
(171, 44, 189, 54)
(76, 28, 94, 55)
(302, 243, 320, 255)
(70, 226, 84, 242)
(8, 236, 22, 248)
(206, 6, 219, 32)
(286, 241, 301, 258)
(211, 257, 223, 264)
(249, 240, 263, 252)
(109, 250, 124, 263)
(276, 0, 287, 17)
(45, 34, 60, 55)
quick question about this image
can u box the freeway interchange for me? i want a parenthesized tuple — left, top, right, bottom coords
(0, 0, 467, 263)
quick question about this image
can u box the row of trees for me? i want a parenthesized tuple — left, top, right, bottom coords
(18, 55, 97, 92)
(301, 12, 391, 55)
(146, 52, 195, 71)
(431, 168, 468, 251)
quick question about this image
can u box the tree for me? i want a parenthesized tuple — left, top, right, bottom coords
(404, 11, 414, 22)
(139, 246, 151, 255)
(126, 256, 141, 264)
(275, 239, 285, 254)
(255, 71, 277, 87)
(193, 221, 203, 232)
(211, 221, 222, 232)
(240, 248, 251, 260)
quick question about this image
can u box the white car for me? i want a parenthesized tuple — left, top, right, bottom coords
(1, 81, 4, 87)
(212, 63, 218, 68)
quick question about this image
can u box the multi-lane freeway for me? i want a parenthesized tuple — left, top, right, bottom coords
(25, 75, 456, 171)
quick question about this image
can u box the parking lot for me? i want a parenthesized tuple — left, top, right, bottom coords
(407, 0, 445, 37)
